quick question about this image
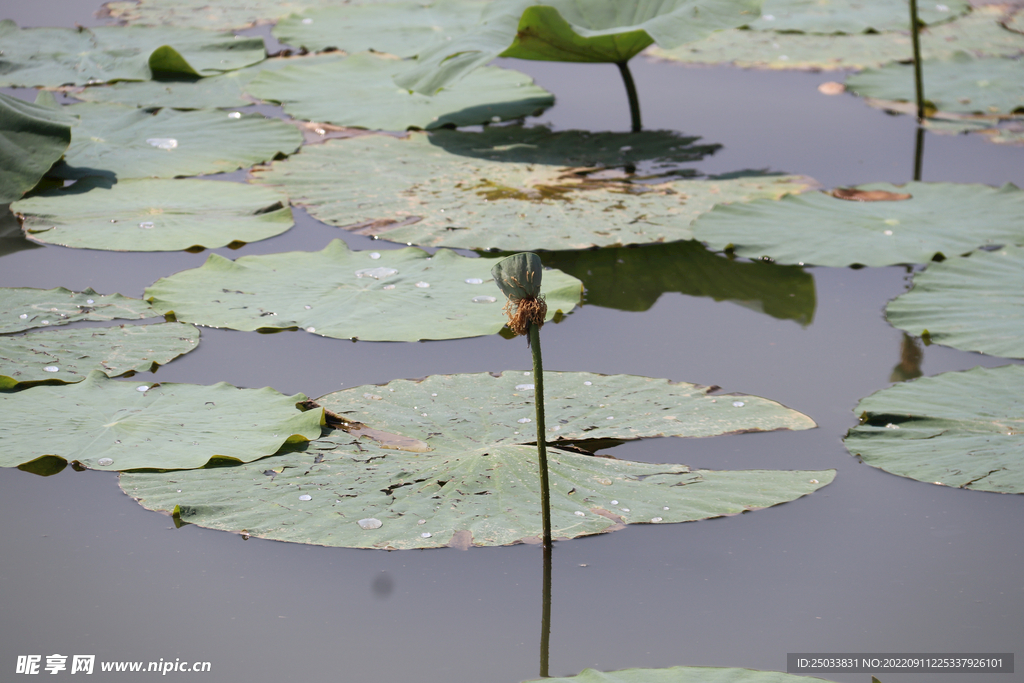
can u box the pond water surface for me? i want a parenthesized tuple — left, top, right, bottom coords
(1, 2, 1022, 682)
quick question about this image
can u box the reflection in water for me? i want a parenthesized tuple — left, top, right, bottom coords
(913, 126, 925, 182)
(539, 544, 552, 679)
(890, 333, 924, 383)
(372, 571, 394, 599)
(543, 240, 816, 325)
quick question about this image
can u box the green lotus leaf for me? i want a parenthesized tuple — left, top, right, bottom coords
(120, 370, 827, 549)
(144, 239, 582, 341)
(245, 53, 554, 131)
(14, 177, 292, 251)
(846, 53, 1024, 115)
(528, 666, 840, 683)
(73, 70, 259, 109)
(0, 20, 266, 87)
(0, 370, 323, 471)
(922, 116, 1024, 146)
(749, 0, 968, 33)
(1005, 8, 1024, 34)
(100, 0, 335, 30)
(886, 245, 1024, 359)
(542, 239, 815, 324)
(250, 132, 813, 251)
(0, 205, 42, 259)
(396, 0, 763, 94)
(0, 93, 74, 204)
(49, 103, 302, 180)
(648, 6, 1024, 70)
(0, 322, 199, 389)
(692, 182, 1024, 267)
(0, 287, 158, 335)
(273, 0, 489, 57)
(844, 364, 1024, 494)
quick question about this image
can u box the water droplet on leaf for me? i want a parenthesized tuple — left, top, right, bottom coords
(355, 267, 398, 280)
(515, 384, 534, 391)
(415, 281, 430, 288)
(146, 137, 178, 150)
(472, 295, 496, 304)
(358, 518, 383, 530)
(97, 458, 114, 466)
(43, 366, 59, 372)
(732, 401, 745, 407)
(465, 278, 483, 284)
(299, 494, 311, 501)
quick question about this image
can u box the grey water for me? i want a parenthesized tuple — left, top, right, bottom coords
(1, 2, 1022, 682)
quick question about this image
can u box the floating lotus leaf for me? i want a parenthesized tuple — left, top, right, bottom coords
(845, 364, 1024, 494)
(273, 0, 489, 57)
(749, 0, 968, 33)
(0, 322, 199, 389)
(245, 53, 554, 131)
(0, 20, 266, 87)
(542, 240, 815, 324)
(120, 370, 828, 549)
(846, 54, 1024, 115)
(923, 116, 1024, 146)
(73, 70, 259, 109)
(0, 370, 323, 471)
(100, 0, 335, 30)
(692, 182, 1024, 267)
(529, 666, 840, 683)
(0, 93, 74, 204)
(49, 104, 302, 180)
(14, 178, 292, 251)
(1006, 9, 1024, 35)
(397, 0, 762, 94)
(0, 287, 158, 335)
(144, 240, 582, 341)
(250, 133, 813, 251)
(648, 7, 1024, 70)
(886, 246, 1024, 359)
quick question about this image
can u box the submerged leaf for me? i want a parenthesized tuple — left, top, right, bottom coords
(0, 93, 74, 204)
(144, 240, 582, 341)
(0, 287, 157, 335)
(845, 365, 1024, 494)
(0, 370, 323, 471)
(15, 178, 292, 251)
(886, 246, 1024, 359)
(120, 370, 827, 548)
(692, 181, 1024, 267)
(0, 322, 199, 389)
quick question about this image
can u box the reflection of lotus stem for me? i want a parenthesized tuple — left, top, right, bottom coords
(909, 0, 925, 121)
(616, 61, 642, 133)
(529, 321, 553, 549)
(539, 542, 552, 677)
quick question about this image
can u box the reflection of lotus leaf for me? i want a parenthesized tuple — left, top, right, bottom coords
(0, 322, 199, 389)
(251, 133, 813, 251)
(0, 287, 157, 335)
(0, 19, 266, 87)
(245, 53, 554, 131)
(0, 370, 323, 471)
(648, 7, 1024, 70)
(845, 365, 1024, 494)
(887, 246, 1024, 359)
(15, 178, 293, 252)
(0, 93, 73, 204)
(273, 0, 489, 57)
(144, 240, 582, 341)
(120, 371, 829, 549)
(542, 240, 815, 324)
(692, 182, 1024, 267)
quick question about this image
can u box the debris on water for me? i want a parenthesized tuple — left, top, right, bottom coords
(465, 278, 484, 284)
(515, 383, 534, 391)
(415, 281, 430, 288)
(299, 494, 312, 501)
(43, 366, 59, 372)
(517, 417, 531, 423)
(472, 295, 497, 304)
(358, 518, 383, 529)
(369, 252, 381, 259)
(732, 401, 745, 407)
(355, 267, 398, 280)
(97, 458, 114, 466)
(146, 137, 178, 150)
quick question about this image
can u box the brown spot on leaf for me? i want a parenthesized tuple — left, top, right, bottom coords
(448, 529, 473, 550)
(831, 188, 912, 202)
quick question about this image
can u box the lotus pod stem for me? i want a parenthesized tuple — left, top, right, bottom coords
(909, 0, 925, 121)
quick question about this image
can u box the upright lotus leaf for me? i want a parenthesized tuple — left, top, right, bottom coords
(49, 104, 302, 180)
(396, 0, 763, 94)
(144, 240, 582, 341)
(0, 93, 75, 204)
(100, 0, 336, 30)
(250, 133, 813, 251)
(14, 178, 292, 251)
(119, 370, 829, 549)
(692, 182, 1024, 267)
(648, 6, 1024, 70)
(273, 0, 489, 57)
(0, 287, 158, 335)
(526, 666, 841, 683)
(0, 20, 266, 87)
(0, 322, 199, 389)
(846, 54, 1024, 115)
(245, 53, 554, 131)
(886, 246, 1024, 359)
(542, 240, 815, 324)
(0, 370, 323, 471)
(749, 0, 968, 33)
(845, 364, 1024, 494)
